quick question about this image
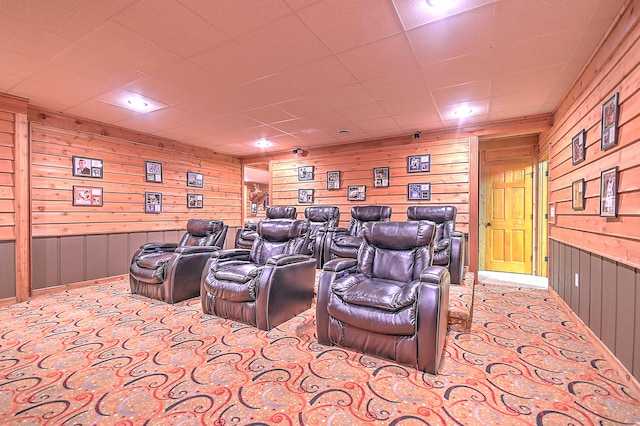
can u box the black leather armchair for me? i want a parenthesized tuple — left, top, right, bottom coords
(323, 205, 392, 263)
(303, 205, 340, 268)
(202, 219, 316, 330)
(317, 220, 450, 375)
(234, 206, 297, 249)
(130, 219, 228, 303)
(407, 206, 465, 284)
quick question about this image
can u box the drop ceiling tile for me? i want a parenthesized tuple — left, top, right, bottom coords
(10, 79, 90, 111)
(73, 0, 134, 18)
(393, 0, 497, 31)
(490, 89, 552, 114)
(392, 110, 442, 131)
(0, 72, 23, 93)
(0, 15, 71, 61)
(297, 0, 403, 53)
(113, 0, 228, 57)
(277, 97, 333, 119)
(438, 99, 489, 121)
(432, 79, 491, 108)
(114, 114, 178, 134)
(379, 93, 437, 116)
(354, 116, 403, 133)
(284, 56, 357, 93)
(79, 21, 180, 73)
(361, 69, 428, 102)
(123, 76, 191, 106)
(337, 102, 388, 122)
(148, 125, 210, 142)
(27, 65, 112, 99)
(184, 0, 292, 38)
(244, 106, 297, 125)
(421, 50, 493, 90)
(338, 33, 416, 82)
(297, 110, 350, 129)
(491, 63, 566, 97)
(315, 84, 375, 111)
(240, 73, 306, 107)
(0, 48, 41, 77)
(268, 118, 307, 134)
(64, 99, 138, 124)
(150, 61, 218, 96)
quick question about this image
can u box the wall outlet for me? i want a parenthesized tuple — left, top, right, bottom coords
(574, 273, 579, 288)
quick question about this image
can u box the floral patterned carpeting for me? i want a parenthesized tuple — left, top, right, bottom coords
(0, 275, 639, 425)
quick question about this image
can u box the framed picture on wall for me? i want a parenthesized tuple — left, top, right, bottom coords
(72, 156, 103, 178)
(298, 165, 314, 181)
(145, 161, 163, 183)
(571, 179, 585, 211)
(327, 170, 340, 190)
(571, 129, 585, 165)
(187, 193, 203, 208)
(73, 185, 103, 206)
(600, 167, 618, 217)
(373, 167, 389, 187)
(601, 92, 619, 151)
(407, 183, 431, 200)
(407, 154, 430, 173)
(298, 188, 314, 203)
(250, 202, 258, 215)
(347, 185, 366, 201)
(145, 191, 162, 213)
(187, 172, 203, 188)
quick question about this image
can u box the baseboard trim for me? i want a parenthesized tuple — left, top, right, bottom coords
(31, 274, 129, 299)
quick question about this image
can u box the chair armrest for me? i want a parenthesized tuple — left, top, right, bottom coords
(211, 248, 251, 262)
(174, 246, 221, 254)
(323, 258, 358, 273)
(266, 253, 312, 266)
(420, 265, 450, 285)
(449, 232, 465, 285)
(140, 242, 178, 251)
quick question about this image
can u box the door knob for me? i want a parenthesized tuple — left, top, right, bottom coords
(486, 222, 492, 226)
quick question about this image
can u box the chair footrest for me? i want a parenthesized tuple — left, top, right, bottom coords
(447, 271, 475, 333)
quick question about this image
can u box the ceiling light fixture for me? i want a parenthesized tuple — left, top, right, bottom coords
(255, 138, 272, 148)
(337, 129, 350, 134)
(425, 0, 456, 9)
(452, 106, 474, 118)
(97, 89, 166, 113)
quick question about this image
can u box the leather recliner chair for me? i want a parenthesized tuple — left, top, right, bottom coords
(234, 206, 297, 249)
(303, 205, 340, 268)
(407, 206, 465, 284)
(129, 219, 228, 303)
(317, 220, 450, 375)
(323, 205, 392, 263)
(202, 219, 316, 331)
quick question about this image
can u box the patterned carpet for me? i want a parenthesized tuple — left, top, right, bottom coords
(1, 275, 640, 425)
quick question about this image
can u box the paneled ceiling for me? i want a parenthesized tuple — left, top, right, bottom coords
(0, 0, 628, 156)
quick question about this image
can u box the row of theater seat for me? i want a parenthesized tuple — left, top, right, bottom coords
(128, 205, 466, 374)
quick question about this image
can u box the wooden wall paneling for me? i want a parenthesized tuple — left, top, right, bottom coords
(15, 114, 29, 301)
(570, 246, 580, 313)
(0, 242, 16, 299)
(578, 249, 591, 325)
(107, 233, 129, 277)
(549, 240, 557, 292)
(616, 263, 636, 371)
(634, 268, 640, 378)
(601, 258, 618, 352)
(86, 234, 108, 280)
(32, 238, 59, 290)
(589, 253, 603, 338)
(60, 236, 86, 285)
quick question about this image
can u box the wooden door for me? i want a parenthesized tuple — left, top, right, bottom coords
(485, 161, 533, 273)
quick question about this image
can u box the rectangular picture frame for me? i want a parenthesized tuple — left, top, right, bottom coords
(250, 202, 258, 215)
(298, 188, 314, 204)
(601, 92, 619, 151)
(571, 129, 586, 165)
(600, 166, 618, 217)
(407, 154, 431, 173)
(571, 178, 585, 211)
(327, 170, 340, 190)
(73, 185, 103, 206)
(408, 183, 431, 200)
(347, 185, 366, 201)
(145, 161, 163, 183)
(187, 193, 203, 209)
(298, 165, 314, 181)
(373, 166, 389, 188)
(187, 172, 203, 188)
(145, 191, 162, 213)
(72, 156, 103, 178)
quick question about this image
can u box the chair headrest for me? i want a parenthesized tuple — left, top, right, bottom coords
(351, 205, 392, 221)
(363, 220, 435, 250)
(305, 206, 340, 222)
(258, 219, 308, 242)
(266, 206, 297, 219)
(407, 205, 456, 223)
(186, 219, 223, 237)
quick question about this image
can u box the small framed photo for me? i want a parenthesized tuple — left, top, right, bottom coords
(72, 156, 103, 178)
(408, 183, 431, 200)
(373, 167, 389, 187)
(601, 92, 619, 151)
(73, 186, 103, 206)
(572, 179, 585, 211)
(548, 201, 556, 225)
(187, 172, 203, 188)
(347, 185, 366, 201)
(298, 165, 314, 181)
(145, 161, 163, 183)
(145, 191, 162, 213)
(187, 193, 203, 209)
(600, 167, 618, 217)
(571, 129, 586, 165)
(327, 170, 340, 190)
(298, 188, 314, 204)
(250, 202, 258, 215)
(407, 154, 430, 173)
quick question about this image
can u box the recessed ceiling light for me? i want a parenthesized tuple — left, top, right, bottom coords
(97, 89, 166, 113)
(425, 0, 456, 9)
(452, 106, 474, 118)
(256, 138, 272, 148)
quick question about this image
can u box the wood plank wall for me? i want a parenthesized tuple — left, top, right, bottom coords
(269, 134, 471, 234)
(542, 3, 640, 380)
